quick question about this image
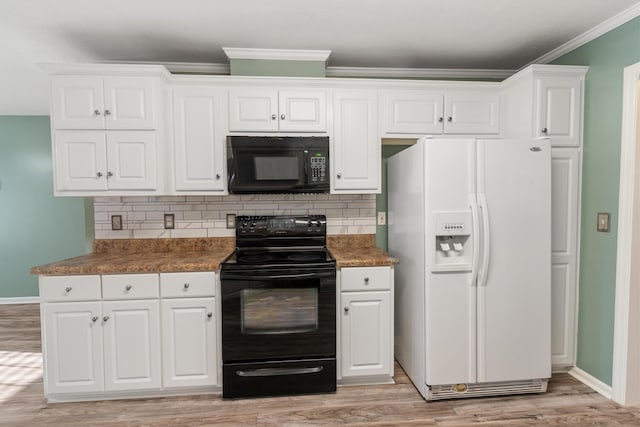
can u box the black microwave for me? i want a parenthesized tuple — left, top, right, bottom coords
(227, 136, 330, 194)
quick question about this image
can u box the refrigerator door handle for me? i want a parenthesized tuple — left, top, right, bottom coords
(469, 194, 480, 287)
(478, 193, 491, 287)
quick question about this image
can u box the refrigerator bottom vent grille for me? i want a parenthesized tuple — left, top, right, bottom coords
(426, 379, 548, 401)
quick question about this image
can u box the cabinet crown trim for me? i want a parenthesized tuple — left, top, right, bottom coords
(223, 47, 331, 63)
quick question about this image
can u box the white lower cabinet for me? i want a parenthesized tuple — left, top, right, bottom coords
(338, 266, 394, 381)
(161, 298, 217, 388)
(40, 271, 219, 402)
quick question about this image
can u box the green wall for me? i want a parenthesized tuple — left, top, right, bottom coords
(552, 16, 640, 385)
(0, 116, 90, 298)
(230, 59, 326, 77)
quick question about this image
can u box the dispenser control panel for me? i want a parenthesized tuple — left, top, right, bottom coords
(434, 212, 471, 236)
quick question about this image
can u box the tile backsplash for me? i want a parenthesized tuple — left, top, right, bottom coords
(94, 194, 376, 239)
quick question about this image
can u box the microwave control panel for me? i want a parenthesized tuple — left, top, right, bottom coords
(309, 154, 328, 183)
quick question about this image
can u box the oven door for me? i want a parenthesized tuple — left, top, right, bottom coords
(221, 265, 336, 362)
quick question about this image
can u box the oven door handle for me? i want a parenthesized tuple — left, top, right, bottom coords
(236, 366, 323, 377)
(221, 272, 333, 281)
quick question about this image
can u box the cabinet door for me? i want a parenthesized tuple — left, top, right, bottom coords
(51, 76, 105, 129)
(105, 131, 157, 190)
(161, 298, 217, 388)
(102, 300, 161, 391)
(103, 77, 157, 130)
(341, 291, 392, 377)
(536, 76, 581, 147)
(332, 90, 380, 192)
(172, 87, 226, 191)
(381, 90, 444, 135)
(53, 131, 108, 191)
(42, 302, 104, 394)
(228, 88, 278, 131)
(278, 90, 327, 132)
(551, 149, 580, 366)
(444, 92, 499, 134)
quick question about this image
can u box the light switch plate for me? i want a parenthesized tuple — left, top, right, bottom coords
(597, 212, 610, 232)
(226, 214, 236, 229)
(377, 212, 386, 225)
(111, 215, 122, 230)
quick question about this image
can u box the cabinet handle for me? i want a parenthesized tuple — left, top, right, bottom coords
(207, 312, 213, 319)
(216, 174, 221, 179)
(344, 306, 349, 313)
(337, 173, 342, 179)
(103, 315, 110, 322)
(104, 109, 111, 116)
(96, 172, 103, 178)
(271, 114, 277, 120)
(125, 285, 132, 291)
(280, 114, 285, 120)
(541, 127, 548, 134)
(107, 171, 113, 178)
(447, 117, 453, 122)
(92, 316, 98, 322)
(65, 287, 72, 293)
(438, 117, 443, 123)
(184, 283, 190, 289)
(364, 277, 370, 284)
(94, 109, 101, 116)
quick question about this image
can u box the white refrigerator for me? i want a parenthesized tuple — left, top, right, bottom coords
(388, 137, 551, 400)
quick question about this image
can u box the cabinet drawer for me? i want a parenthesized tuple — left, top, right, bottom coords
(102, 274, 159, 300)
(160, 272, 216, 298)
(39, 275, 101, 302)
(341, 267, 391, 291)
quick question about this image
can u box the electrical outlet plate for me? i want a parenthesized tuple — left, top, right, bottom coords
(111, 215, 122, 230)
(377, 211, 386, 225)
(597, 212, 610, 232)
(164, 213, 175, 229)
(226, 214, 236, 229)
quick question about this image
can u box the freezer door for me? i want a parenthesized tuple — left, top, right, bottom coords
(424, 138, 477, 386)
(476, 139, 552, 383)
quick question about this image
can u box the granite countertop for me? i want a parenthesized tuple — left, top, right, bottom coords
(31, 235, 398, 276)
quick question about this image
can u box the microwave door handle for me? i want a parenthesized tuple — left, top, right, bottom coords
(303, 153, 309, 184)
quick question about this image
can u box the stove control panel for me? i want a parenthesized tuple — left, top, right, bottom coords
(237, 215, 326, 236)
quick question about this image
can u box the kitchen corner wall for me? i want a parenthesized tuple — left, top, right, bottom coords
(94, 194, 375, 239)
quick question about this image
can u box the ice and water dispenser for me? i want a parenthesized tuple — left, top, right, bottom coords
(432, 211, 473, 272)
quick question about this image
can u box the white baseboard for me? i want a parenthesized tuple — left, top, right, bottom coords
(0, 296, 40, 305)
(569, 366, 613, 399)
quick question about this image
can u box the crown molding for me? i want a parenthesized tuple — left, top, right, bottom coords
(326, 66, 515, 80)
(223, 47, 332, 63)
(526, 2, 640, 67)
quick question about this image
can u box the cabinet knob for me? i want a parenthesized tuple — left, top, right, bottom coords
(94, 109, 101, 116)
(271, 114, 277, 120)
(541, 127, 548, 134)
(104, 109, 111, 116)
(438, 117, 443, 123)
(280, 114, 285, 120)
(207, 312, 213, 318)
(65, 287, 72, 293)
(337, 173, 342, 179)
(364, 277, 370, 283)
(216, 174, 221, 179)
(447, 117, 453, 122)
(344, 306, 349, 313)
(184, 283, 190, 289)
(103, 315, 110, 322)
(125, 285, 132, 291)
(96, 172, 103, 178)
(107, 171, 114, 178)
(92, 316, 98, 322)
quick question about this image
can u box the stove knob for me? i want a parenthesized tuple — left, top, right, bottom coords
(307, 220, 312, 228)
(315, 220, 322, 227)
(251, 222, 256, 227)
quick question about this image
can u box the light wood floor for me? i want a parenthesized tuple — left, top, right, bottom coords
(2, 304, 640, 426)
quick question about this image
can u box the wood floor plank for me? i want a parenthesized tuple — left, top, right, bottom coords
(2, 303, 640, 426)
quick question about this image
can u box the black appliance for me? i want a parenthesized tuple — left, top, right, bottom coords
(227, 136, 329, 194)
(220, 215, 337, 398)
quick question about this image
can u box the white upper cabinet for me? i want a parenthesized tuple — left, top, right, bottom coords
(51, 76, 158, 130)
(54, 131, 157, 192)
(172, 87, 227, 192)
(332, 90, 380, 193)
(381, 90, 499, 136)
(535, 76, 582, 147)
(229, 88, 327, 132)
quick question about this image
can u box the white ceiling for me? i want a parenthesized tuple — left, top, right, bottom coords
(1, 0, 639, 115)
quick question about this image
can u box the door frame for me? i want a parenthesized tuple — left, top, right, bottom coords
(612, 60, 640, 406)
